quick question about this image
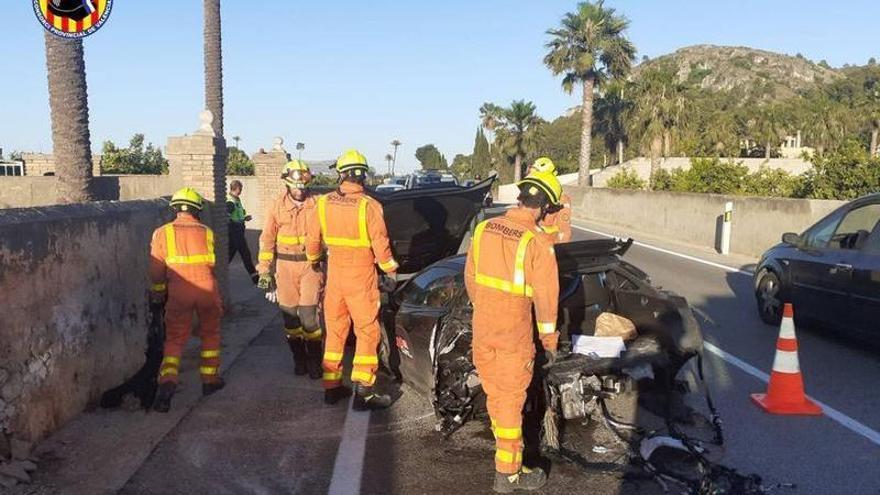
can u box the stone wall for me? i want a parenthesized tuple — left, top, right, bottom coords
(0, 200, 171, 450)
(565, 186, 845, 258)
(590, 156, 812, 188)
(0, 175, 258, 211)
(20, 153, 102, 177)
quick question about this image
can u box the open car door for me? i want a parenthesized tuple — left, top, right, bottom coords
(372, 179, 494, 274)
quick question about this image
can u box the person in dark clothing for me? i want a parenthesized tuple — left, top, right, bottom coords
(227, 180, 259, 284)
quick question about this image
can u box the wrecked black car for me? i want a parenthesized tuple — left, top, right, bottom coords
(377, 186, 763, 493)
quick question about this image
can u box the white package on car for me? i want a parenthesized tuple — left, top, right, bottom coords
(570, 335, 626, 358)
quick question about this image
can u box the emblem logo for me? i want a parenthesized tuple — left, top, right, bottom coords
(34, 0, 113, 39)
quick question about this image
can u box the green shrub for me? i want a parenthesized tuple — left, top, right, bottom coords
(650, 168, 675, 191)
(607, 169, 646, 190)
(799, 141, 880, 200)
(741, 166, 805, 198)
(678, 157, 748, 194)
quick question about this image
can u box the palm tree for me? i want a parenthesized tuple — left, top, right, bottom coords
(594, 81, 631, 165)
(204, 0, 224, 137)
(45, 33, 94, 203)
(480, 100, 542, 182)
(629, 68, 683, 186)
(384, 154, 394, 175)
(544, 1, 636, 185)
(296, 142, 305, 160)
(390, 140, 402, 175)
(232, 135, 241, 149)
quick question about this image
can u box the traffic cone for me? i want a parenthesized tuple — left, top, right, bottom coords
(751, 303, 822, 415)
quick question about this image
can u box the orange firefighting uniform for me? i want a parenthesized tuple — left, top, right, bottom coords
(465, 207, 560, 474)
(149, 214, 223, 385)
(540, 192, 572, 244)
(258, 191, 324, 341)
(305, 181, 399, 390)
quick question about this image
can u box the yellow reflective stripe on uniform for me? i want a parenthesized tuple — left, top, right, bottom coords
(495, 449, 522, 464)
(277, 235, 305, 245)
(307, 252, 323, 262)
(537, 322, 555, 335)
(323, 351, 344, 362)
(542, 225, 560, 234)
(357, 198, 369, 245)
(286, 327, 305, 338)
(159, 367, 178, 376)
(318, 195, 371, 247)
(162, 356, 181, 366)
(201, 350, 220, 358)
(200, 366, 219, 375)
(378, 258, 399, 272)
(150, 283, 167, 292)
(259, 252, 275, 261)
(352, 355, 379, 365)
(304, 328, 323, 341)
(351, 370, 376, 383)
(323, 371, 343, 381)
(494, 426, 522, 440)
(473, 222, 535, 296)
(164, 225, 217, 265)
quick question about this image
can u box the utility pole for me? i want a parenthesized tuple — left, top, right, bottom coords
(390, 139, 401, 176)
(296, 142, 305, 160)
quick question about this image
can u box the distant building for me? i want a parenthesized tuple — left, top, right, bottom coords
(780, 131, 814, 159)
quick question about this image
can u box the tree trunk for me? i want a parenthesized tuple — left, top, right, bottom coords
(649, 136, 662, 189)
(514, 154, 522, 183)
(765, 141, 771, 159)
(871, 127, 879, 157)
(578, 77, 595, 186)
(204, 0, 224, 137)
(617, 139, 624, 165)
(663, 130, 671, 158)
(45, 32, 94, 204)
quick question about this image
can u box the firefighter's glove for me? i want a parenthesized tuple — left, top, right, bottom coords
(311, 261, 325, 274)
(379, 274, 397, 294)
(257, 273, 274, 291)
(541, 349, 558, 370)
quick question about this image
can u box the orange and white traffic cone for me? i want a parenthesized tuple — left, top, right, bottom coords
(751, 303, 822, 416)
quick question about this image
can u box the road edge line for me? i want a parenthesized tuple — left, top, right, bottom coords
(328, 401, 370, 495)
(571, 224, 754, 276)
(704, 341, 880, 447)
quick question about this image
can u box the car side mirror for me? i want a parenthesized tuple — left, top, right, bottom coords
(782, 232, 802, 247)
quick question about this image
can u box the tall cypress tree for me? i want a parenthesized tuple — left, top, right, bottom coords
(472, 127, 491, 177)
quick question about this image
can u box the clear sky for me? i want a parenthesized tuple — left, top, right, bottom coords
(2, 1, 878, 174)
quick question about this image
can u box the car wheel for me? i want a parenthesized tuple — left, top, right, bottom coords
(756, 270, 783, 326)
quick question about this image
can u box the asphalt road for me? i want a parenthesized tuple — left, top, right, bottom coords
(571, 221, 880, 495)
(99, 221, 879, 495)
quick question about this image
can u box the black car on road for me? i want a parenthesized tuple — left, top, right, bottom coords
(754, 193, 880, 342)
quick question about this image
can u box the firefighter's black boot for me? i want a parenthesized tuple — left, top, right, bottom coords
(287, 337, 308, 376)
(202, 378, 226, 396)
(305, 340, 323, 380)
(324, 385, 352, 405)
(493, 467, 547, 493)
(153, 382, 176, 413)
(352, 383, 392, 411)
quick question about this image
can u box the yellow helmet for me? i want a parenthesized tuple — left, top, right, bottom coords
(530, 157, 557, 175)
(335, 149, 369, 175)
(516, 170, 562, 206)
(170, 187, 204, 211)
(282, 160, 312, 188)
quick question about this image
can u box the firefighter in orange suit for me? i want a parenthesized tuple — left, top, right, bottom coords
(465, 170, 562, 492)
(306, 149, 398, 410)
(529, 157, 572, 244)
(149, 188, 225, 413)
(257, 160, 324, 379)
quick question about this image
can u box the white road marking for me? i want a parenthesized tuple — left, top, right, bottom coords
(571, 221, 880, 447)
(571, 224, 754, 276)
(704, 342, 880, 447)
(328, 401, 370, 495)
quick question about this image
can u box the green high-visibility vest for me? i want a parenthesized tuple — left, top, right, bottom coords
(227, 195, 247, 223)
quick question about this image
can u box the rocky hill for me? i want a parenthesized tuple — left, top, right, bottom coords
(635, 45, 842, 99)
